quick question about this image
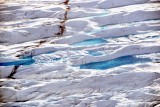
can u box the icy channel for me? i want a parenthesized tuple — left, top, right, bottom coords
(72, 38, 107, 47)
(80, 55, 152, 70)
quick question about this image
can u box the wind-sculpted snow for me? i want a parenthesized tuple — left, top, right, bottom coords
(0, 0, 160, 107)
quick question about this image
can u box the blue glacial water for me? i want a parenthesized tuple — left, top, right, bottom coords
(72, 38, 107, 47)
(88, 51, 103, 56)
(80, 55, 152, 70)
(0, 51, 61, 66)
(0, 57, 61, 66)
(0, 58, 35, 66)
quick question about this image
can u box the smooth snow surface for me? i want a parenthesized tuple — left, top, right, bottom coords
(0, 0, 160, 107)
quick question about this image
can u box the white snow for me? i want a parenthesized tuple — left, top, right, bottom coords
(0, 0, 160, 107)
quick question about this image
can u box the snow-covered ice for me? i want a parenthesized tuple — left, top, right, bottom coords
(0, 0, 160, 107)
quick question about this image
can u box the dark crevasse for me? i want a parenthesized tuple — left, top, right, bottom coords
(80, 55, 152, 70)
